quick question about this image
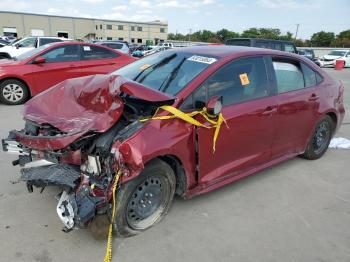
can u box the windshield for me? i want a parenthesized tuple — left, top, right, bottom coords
(15, 44, 52, 60)
(328, 51, 346, 56)
(112, 51, 218, 95)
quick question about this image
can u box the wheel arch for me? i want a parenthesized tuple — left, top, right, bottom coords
(0, 77, 32, 97)
(156, 155, 187, 197)
(0, 52, 11, 59)
(326, 111, 337, 131)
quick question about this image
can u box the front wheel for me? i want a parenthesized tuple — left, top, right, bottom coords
(114, 159, 176, 237)
(0, 79, 29, 105)
(302, 115, 334, 160)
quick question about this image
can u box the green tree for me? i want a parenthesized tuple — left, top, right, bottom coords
(241, 28, 260, 38)
(337, 29, 350, 39)
(216, 28, 240, 42)
(310, 31, 335, 47)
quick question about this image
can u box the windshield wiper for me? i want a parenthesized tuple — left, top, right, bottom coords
(133, 53, 177, 82)
(159, 57, 186, 93)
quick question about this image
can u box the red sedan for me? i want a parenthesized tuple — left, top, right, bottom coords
(0, 42, 135, 105)
(2, 46, 345, 237)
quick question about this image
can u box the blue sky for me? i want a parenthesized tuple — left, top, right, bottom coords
(0, 0, 349, 39)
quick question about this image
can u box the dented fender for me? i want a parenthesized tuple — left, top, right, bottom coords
(112, 118, 198, 191)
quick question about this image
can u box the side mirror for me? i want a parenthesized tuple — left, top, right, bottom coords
(206, 96, 223, 116)
(33, 56, 46, 64)
(15, 43, 20, 49)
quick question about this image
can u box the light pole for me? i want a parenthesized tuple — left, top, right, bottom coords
(294, 24, 300, 40)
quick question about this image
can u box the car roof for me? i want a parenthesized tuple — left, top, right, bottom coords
(173, 45, 298, 58)
(39, 41, 124, 52)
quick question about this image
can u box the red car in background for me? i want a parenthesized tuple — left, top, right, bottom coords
(0, 42, 136, 105)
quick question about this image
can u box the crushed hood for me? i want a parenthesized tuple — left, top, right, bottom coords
(23, 74, 175, 134)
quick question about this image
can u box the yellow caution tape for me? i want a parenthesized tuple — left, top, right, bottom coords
(103, 170, 121, 262)
(141, 105, 228, 152)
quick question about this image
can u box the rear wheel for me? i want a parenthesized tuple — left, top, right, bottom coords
(302, 115, 334, 160)
(0, 79, 29, 105)
(113, 159, 176, 237)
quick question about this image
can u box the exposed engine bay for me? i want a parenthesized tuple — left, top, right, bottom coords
(2, 74, 175, 232)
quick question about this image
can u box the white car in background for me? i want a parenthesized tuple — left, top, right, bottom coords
(96, 41, 130, 55)
(318, 50, 350, 67)
(0, 36, 71, 59)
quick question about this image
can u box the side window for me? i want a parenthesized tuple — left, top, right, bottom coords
(18, 37, 37, 48)
(41, 45, 80, 62)
(181, 56, 269, 109)
(273, 61, 304, 93)
(284, 44, 296, 53)
(273, 43, 282, 51)
(39, 38, 62, 46)
(316, 73, 323, 84)
(81, 45, 119, 60)
(301, 63, 317, 87)
(255, 41, 270, 49)
(105, 43, 123, 50)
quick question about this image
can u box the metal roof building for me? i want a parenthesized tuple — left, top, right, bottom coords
(0, 11, 168, 44)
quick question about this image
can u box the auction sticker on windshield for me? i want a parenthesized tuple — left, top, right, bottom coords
(187, 55, 217, 64)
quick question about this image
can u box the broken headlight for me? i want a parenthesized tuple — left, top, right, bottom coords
(81, 155, 102, 176)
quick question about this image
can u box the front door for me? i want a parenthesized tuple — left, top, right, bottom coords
(29, 44, 81, 94)
(181, 56, 277, 185)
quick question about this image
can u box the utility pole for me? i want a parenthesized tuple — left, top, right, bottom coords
(189, 28, 192, 42)
(294, 24, 300, 40)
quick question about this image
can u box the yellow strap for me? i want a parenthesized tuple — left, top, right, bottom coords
(141, 105, 228, 152)
(103, 171, 121, 262)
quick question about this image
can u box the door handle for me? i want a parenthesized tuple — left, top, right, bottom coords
(308, 93, 319, 101)
(260, 106, 277, 116)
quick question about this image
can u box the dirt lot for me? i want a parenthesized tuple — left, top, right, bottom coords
(0, 68, 349, 262)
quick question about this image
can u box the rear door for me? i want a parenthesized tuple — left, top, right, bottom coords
(79, 44, 124, 76)
(30, 44, 81, 94)
(181, 56, 277, 184)
(270, 57, 322, 159)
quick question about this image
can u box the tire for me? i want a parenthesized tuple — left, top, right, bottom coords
(302, 115, 334, 160)
(113, 159, 176, 237)
(0, 79, 29, 105)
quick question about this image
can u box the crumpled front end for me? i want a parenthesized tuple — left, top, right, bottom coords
(2, 73, 175, 232)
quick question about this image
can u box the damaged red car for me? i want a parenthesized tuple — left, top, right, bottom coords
(2, 46, 345, 237)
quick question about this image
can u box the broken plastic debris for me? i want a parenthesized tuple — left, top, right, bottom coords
(329, 137, 350, 149)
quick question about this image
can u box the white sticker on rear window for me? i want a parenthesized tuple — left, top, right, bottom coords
(83, 46, 91, 51)
(187, 55, 217, 64)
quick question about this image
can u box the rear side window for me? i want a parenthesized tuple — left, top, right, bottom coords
(225, 39, 251, 46)
(284, 44, 296, 53)
(273, 43, 282, 51)
(255, 41, 270, 49)
(81, 45, 119, 60)
(301, 63, 317, 87)
(182, 56, 269, 109)
(40, 38, 62, 46)
(273, 61, 304, 93)
(104, 43, 123, 50)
